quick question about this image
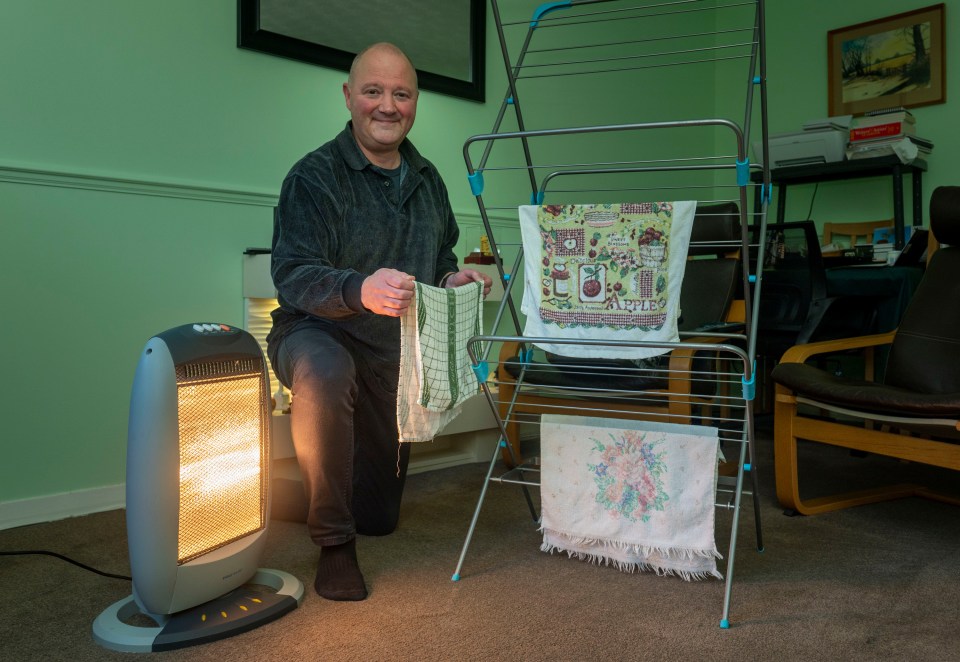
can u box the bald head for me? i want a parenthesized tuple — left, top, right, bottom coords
(343, 41, 419, 168)
(348, 42, 418, 89)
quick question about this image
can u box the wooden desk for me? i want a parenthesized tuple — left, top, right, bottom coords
(752, 156, 928, 250)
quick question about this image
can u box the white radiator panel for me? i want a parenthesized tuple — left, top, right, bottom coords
(243, 296, 283, 407)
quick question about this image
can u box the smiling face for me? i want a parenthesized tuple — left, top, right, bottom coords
(343, 44, 419, 168)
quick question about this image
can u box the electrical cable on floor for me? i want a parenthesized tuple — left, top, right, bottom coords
(0, 550, 131, 581)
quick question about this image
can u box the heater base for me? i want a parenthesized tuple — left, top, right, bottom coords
(93, 568, 304, 653)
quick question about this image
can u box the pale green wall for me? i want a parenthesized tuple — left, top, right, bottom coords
(0, 0, 511, 505)
(1, 182, 274, 494)
(0, 1, 500, 208)
(2, 1, 956, 508)
(763, 1, 960, 223)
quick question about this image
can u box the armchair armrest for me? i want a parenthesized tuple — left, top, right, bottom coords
(779, 330, 896, 365)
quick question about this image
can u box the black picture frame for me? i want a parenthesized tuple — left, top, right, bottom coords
(237, 0, 486, 102)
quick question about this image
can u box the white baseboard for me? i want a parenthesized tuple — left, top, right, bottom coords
(0, 484, 125, 531)
(407, 428, 496, 475)
(2, 398, 498, 530)
(0, 430, 496, 530)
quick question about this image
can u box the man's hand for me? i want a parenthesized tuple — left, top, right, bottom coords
(445, 269, 493, 298)
(361, 268, 416, 316)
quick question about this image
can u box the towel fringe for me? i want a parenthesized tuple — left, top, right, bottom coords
(540, 527, 722, 560)
(540, 541, 723, 581)
(540, 528, 723, 581)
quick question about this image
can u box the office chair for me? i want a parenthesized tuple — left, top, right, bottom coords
(752, 221, 879, 378)
(752, 221, 835, 361)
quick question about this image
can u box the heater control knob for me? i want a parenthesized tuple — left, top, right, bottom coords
(191, 323, 236, 335)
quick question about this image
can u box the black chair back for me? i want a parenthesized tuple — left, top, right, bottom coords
(885, 186, 960, 394)
(679, 202, 741, 332)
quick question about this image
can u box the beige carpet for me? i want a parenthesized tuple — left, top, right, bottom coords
(2, 426, 960, 661)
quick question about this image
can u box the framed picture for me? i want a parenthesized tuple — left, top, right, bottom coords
(237, 0, 485, 102)
(827, 4, 945, 116)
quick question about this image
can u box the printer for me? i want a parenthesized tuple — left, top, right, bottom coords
(753, 116, 851, 168)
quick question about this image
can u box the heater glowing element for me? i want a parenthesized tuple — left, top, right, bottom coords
(176, 372, 266, 564)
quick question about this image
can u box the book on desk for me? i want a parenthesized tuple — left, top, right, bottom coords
(848, 108, 915, 141)
(845, 108, 933, 161)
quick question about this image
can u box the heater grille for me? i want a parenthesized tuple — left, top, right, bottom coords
(175, 359, 268, 564)
(178, 358, 262, 382)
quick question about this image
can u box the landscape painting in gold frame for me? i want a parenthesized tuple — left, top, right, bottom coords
(827, 4, 945, 116)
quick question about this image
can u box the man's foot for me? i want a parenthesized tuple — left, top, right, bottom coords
(314, 538, 368, 601)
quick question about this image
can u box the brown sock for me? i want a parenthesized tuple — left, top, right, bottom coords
(314, 538, 367, 601)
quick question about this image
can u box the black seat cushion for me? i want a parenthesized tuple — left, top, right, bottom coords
(502, 352, 668, 392)
(771, 361, 960, 418)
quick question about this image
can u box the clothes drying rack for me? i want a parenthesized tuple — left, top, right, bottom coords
(452, 0, 772, 628)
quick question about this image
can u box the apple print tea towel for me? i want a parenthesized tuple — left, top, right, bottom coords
(519, 202, 696, 359)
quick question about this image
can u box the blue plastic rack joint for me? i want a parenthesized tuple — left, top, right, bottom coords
(467, 170, 484, 197)
(741, 364, 756, 401)
(760, 181, 772, 205)
(471, 361, 490, 384)
(736, 158, 749, 186)
(531, 1, 572, 27)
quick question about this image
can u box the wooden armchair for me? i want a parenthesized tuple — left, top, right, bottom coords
(771, 186, 960, 515)
(495, 203, 747, 466)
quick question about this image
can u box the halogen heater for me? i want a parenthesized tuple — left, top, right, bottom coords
(93, 323, 303, 652)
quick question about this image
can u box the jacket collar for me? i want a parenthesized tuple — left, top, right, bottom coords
(337, 122, 428, 173)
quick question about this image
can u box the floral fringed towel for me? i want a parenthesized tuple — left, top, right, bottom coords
(539, 414, 723, 580)
(397, 281, 484, 443)
(519, 202, 696, 359)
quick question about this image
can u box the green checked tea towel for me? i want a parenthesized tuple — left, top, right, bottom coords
(397, 281, 484, 442)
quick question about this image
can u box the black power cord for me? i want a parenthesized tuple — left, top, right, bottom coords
(805, 182, 819, 221)
(0, 550, 131, 581)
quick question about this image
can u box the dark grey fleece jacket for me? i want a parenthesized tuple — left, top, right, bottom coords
(268, 123, 461, 365)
